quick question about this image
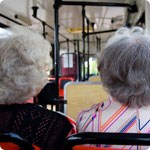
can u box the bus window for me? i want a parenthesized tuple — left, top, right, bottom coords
(89, 57, 98, 76)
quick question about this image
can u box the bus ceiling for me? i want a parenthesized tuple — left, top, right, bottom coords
(0, 0, 146, 44)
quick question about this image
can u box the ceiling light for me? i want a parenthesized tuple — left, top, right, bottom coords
(67, 27, 93, 34)
(15, 15, 32, 25)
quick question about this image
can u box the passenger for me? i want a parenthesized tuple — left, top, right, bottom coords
(0, 26, 73, 150)
(77, 27, 150, 149)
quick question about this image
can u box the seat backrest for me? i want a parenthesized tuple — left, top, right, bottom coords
(0, 132, 41, 150)
(37, 81, 55, 104)
(59, 76, 75, 98)
(64, 81, 108, 120)
(89, 76, 101, 82)
(64, 132, 150, 150)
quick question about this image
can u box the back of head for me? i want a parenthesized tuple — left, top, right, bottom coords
(0, 26, 52, 104)
(98, 26, 150, 107)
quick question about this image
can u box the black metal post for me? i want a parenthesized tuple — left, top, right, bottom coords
(99, 38, 101, 51)
(60, 39, 99, 44)
(87, 19, 90, 79)
(61, 1, 131, 8)
(54, 0, 61, 99)
(67, 39, 70, 76)
(74, 40, 77, 53)
(86, 29, 117, 35)
(77, 40, 81, 81)
(32, 6, 39, 18)
(0, 22, 9, 28)
(96, 38, 101, 52)
(42, 21, 46, 39)
(97, 37, 99, 52)
(125, 11, 131, 27)
(82, 5, 86, 81)
(0, 13, 22, 25)
(32, 6, 71, 41)
(126, 4, 138, 27)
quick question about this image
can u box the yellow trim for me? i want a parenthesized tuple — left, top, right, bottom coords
(67, 27, 93, 34)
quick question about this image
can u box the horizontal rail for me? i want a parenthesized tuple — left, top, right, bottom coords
(86, 29, 117, 35)
(61, 1, 131, 8)
(0, 13, 22, 25)
(0, 22, 9, 28)
(65, 132, 150, 149)
(33, 16, 74, 42)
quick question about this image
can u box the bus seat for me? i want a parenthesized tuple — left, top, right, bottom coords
(89, 76, 101, 82)
(0, 132, 41, 150)
(64, 82, 108, 120)
(59, 76, 75, 98)
(37, 80, 55, 105)
(64, 132, 150, 150)
(72, 145, 128, 150)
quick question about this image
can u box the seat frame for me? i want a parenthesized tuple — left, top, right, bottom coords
(0, 132, 35, 150)
(64, 132, 150, 150)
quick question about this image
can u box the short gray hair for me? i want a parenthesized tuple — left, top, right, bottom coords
(98, 27, 150, 107)
(0, 26, 52, 104)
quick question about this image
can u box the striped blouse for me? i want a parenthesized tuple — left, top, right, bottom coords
(77, 96, 150, 149)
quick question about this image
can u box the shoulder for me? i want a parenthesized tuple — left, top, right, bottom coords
(77, 99, 110, 121)
(25, 104, 74, 136)
(24, 103, 72, 127)
(76, 102, 103, 130)
(76, 98, 114, 131)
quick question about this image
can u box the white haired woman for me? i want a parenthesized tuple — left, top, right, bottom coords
(77, 27, 150, 149)
(0, 26, 73, 150)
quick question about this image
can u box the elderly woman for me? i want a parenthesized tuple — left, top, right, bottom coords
(0, 26, 73, 150)
(77, 27, 150, 149)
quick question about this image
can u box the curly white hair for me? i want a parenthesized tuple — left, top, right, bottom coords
(0, 26, 52, 104)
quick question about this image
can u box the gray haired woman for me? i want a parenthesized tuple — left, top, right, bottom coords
(77, 27, 150, 149)
(0, 26, 73, 150)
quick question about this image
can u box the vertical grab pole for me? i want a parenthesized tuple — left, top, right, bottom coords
(99, 38, 101, 51)
(82, 5, 86, 81)
(54, 0, 60, 100)
(96, 37, 99, 52)
(74, 40, 77, 80)
(74, 40, 77, 53)
(42, 21, 46, 39)
(87, 19, 90, 79)
(67, 39, 70, 76)
(77, 40, 81, 81)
